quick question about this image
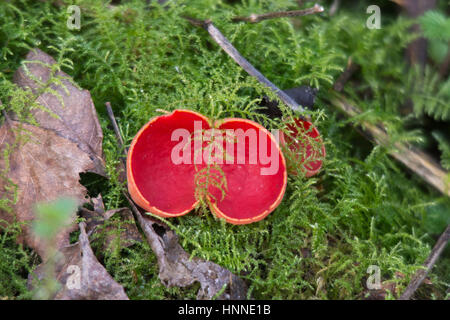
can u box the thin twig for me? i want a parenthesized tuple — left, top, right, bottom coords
(105, 102, 127, 154)
(333, 57, 360, 92)
(232, 3, 324, 24)
(105, 101, 167, 222)
(329, 94, 450, 197)
(399, 224, 450, 300)
(184, 17, 304, 113)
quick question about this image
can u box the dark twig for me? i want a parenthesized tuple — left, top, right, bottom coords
(399, 224, 450, 300)
(105, 101, 167, 228)
(333, 58, 360, 92)
(232, 3, 324, 24)
(105, 102, 127, 154)
(184, 17, 304, 113)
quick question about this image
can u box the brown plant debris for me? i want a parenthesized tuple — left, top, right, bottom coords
(400, 224, 450, 300)
(13, 48, 105, 175)
(129, 196, 247, 300)
(0, 121, 95, 258)
(329, 94, 450, 197)
(80, 194, 142, 251)
(28, 222, 129, 300)
(1, 49, 106, 259)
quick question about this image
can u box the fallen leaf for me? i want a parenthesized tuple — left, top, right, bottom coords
(128, 198, 247, 300)
(0, 121, 95, 258)
(80, 195, 142, 251)
(13, 48, 105, 175)
(28, 222, 129, 300)
(0, 48, 106, 259)
(364, 281, 397, 300)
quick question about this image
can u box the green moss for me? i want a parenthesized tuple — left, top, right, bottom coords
(0, 223, 34, 300)
(0, 0, 449, 299)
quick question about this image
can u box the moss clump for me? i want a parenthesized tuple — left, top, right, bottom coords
(0, 223, 34, 300)
(0, 0, 449, 299)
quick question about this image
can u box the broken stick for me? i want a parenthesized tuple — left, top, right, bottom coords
(105, 102, 126, 152)
(185, 17, 304, 113)
(399, 224, 450, 300)
(329, 94, 450, 197)
(333, 58, 359, 92)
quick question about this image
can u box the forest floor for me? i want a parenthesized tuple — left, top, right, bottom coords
(0, 0, 449, 300)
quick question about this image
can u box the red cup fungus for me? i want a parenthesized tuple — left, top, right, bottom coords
(127, 109, 287, 224)
(280, 117, 326, 177)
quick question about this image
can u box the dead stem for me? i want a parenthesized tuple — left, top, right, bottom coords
(184, 17, 304, 113)
(333, 57, 360, 92)
(329, 94, 450, 197)
(399, 224, 450, 300)
(105, 101, 168, 228)
(105, 102, 127, 154)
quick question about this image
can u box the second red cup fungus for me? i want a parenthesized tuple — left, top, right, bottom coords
(280, 117, 326, 177)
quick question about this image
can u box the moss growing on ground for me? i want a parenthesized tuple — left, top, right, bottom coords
(0, 0, 449, 299)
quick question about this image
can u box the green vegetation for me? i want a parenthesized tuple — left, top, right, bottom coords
(0, 0, 449, 300)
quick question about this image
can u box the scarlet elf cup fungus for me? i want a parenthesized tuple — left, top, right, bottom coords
(126, 109, 287, 224)
(280, 117, 326, 177)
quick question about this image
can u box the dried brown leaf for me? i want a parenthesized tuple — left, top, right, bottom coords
(131, 201, 247, 300)
(0, 121, 95, 258)
(13, 48, 105, 175)
(28, 222, 129, 300)
(80, 195, 142, 251)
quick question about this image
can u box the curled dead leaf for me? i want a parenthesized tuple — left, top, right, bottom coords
(28, 222, 129, 300)
(128, 198, 247, 300)
(0, 121, 94, 258)
(0, 48, 106, 260)
(13, 48, 105, 175)
(80, 195, 142, 251)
